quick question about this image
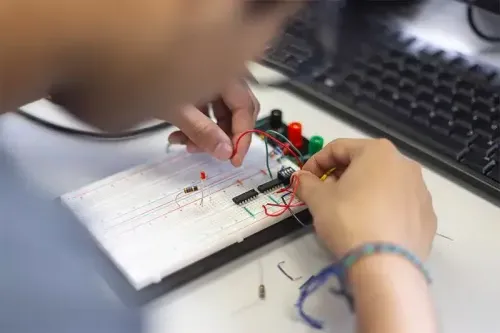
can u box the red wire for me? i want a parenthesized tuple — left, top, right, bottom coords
(263, 175, 302, 216)
(231, 129, 303, 168)
(231, 129, 303, 217)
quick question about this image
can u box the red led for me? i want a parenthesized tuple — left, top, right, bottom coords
(287, 122, 303, 148)
(200, 171, 207, 180)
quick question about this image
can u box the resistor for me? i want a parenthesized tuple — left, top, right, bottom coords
(183, 185, 199, 194)
(258, 284, 266, 300)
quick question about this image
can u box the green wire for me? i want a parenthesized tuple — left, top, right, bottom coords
(264, 137, 273, 178)
(266, 130, 303, 159)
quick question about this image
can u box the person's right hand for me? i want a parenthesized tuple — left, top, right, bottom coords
(295, 138, 437, 260)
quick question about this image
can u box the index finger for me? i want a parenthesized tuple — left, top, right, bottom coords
(223, 82, 260, 167)
(302, 138, 371, 177)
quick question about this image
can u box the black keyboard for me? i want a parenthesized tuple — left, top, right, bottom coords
(261, 4, 500, 202)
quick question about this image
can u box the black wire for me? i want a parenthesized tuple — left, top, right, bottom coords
(15, 109, 171, 140)
(466, 5, 500, 43)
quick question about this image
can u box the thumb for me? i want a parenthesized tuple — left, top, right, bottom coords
(175, 105, 233, 160)
(295, 170, 331, 212)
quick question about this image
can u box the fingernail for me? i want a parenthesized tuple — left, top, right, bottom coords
(168, 135, 186, 145)
(214, 142, 233, 160)
(169, 137, 180, 144)
(231, 156, 242, 167)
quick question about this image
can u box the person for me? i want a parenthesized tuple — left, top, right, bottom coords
(0, 1, 437, 333)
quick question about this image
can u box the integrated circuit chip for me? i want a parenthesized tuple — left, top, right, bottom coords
(277, 167, 295, 185)
(232, 189, 259, 205)
(257, 178, 283, 193)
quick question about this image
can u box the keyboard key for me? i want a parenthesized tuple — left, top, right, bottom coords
(437, 71, 455, 83)
(453, 93, 472, 107)
(416, 87, 434, 102)
(394, 99, 413, 117)
(269, 50, 289, 63)
(456, 79, 475, 92)
(472, 102, 494, 118)
(404, 55, 420, 70)
(287, 44, 311, 61)
(367, 76, 382, 88)
(435, 85, 453, 97)
(418, 127, 468, 160)
(452, 108, 472, 127)
(470, 136, 498, 157)
(461, 151, 496, 174)
(451, 126, 478, 145)
(431, 116, 455, 136)
(492, 148, 500, 161)
(416, 100, 433, 114)
(421, 63, 436, 76)
(474, 88, 492, 101)
(487, 165, 499, 182)
(418, 76, 436, 88)
(472, 114, 494, 135)
(399, 79, 415, 95)
(436, 108, 453, 121)
(383, 61, 400, 72)
(414, 113, 431, 127)
(283, 56, 301, 72)
(361, 81, 378, 98)
(402, 69, 418, 82)
(382, 75, 399, 88)
(378, 89, 394, 107)
(486, 122, 500, 140)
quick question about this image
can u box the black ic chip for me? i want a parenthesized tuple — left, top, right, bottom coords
(232, 189, 259, 205)
(277, 167, 295, 185)
(257, 178, 282, 193)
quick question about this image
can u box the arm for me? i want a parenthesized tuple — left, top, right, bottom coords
(349, 256, 437, 333)
(295, 138, 438, 332)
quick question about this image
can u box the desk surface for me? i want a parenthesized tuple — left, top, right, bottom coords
(1, 1, 500, 332)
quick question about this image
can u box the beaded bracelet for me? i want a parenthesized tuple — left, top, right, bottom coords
(295, 242, 431, 330)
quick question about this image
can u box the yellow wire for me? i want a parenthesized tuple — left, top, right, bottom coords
(320, 168, 336, 181)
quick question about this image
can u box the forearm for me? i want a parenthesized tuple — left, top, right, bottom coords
(349, 255, 437, 333)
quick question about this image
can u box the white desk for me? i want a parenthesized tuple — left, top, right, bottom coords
(1, 1, 500, 332)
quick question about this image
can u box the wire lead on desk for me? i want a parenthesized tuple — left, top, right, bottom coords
(176, 185, 200, 207)
(258, 260, 266, 300)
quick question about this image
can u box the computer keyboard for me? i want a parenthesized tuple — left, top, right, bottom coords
(261, 4, 500, 202)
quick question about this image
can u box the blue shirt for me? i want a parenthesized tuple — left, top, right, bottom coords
(0, 151, 141, 333)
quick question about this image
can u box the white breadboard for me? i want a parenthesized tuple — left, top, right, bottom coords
(61, 137, 305, 289)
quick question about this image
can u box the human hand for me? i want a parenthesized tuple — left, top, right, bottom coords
(295, 138, 437, 260)
(167, 80, 259, 167)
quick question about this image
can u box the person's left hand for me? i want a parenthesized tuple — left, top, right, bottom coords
(167, 80, 259, 167)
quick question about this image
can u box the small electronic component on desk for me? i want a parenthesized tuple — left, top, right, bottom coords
(183, 185, 199, 194)
(258, 284, 266, 300)
(278, 167, 295, 185)
(232, 189, 259, 205)
(257, 178, 283, 193)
